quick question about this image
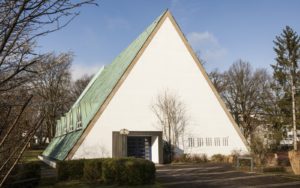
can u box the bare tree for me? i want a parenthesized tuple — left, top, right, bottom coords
(219, 60, 271, 141)
(0, 0, 96, 185)
(209, 69, 227, 93)
(0, 0, 96, 92)
(70, 74, 93, 102)
(32, 53, 73, 142)
(151, 90, 188, 162)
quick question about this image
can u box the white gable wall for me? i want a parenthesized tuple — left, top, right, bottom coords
(72, 17, 248, 161)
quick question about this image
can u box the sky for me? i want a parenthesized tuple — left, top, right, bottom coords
(37, 0, 300, 80)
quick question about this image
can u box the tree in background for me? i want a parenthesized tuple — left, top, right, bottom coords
(0, 0, 96, 185)
(33, 58, 93, 142)
(71, 74, 93, 102)
(209, 69, 227, 93)
(32, 53, 73, 142)
(209, 61, 283, 159)
(271, 26, 300, 151)
(220, 60, 270, 142)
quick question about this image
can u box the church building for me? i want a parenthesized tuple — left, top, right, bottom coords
(40, 10, 249, 167)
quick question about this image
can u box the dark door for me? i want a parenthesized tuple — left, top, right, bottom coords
(127, 136, 151, 160)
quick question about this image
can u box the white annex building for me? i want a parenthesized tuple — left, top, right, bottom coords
(41, 10, 249, 165)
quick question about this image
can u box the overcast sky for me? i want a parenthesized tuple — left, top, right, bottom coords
(37, 0, 300, 80)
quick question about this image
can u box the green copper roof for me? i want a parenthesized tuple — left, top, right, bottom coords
(42, 11, 166, 161)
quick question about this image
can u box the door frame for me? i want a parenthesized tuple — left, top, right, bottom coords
(112, 131, 163, 163)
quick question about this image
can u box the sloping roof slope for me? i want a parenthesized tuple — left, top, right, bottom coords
(42, 11, 166, 161)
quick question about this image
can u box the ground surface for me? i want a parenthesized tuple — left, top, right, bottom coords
(19, 150, 300, 187)
(156, 163, 300, 188)
(39, 162, 300, 187)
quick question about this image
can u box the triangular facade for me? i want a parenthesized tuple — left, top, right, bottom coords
(41, 10, 249, 165)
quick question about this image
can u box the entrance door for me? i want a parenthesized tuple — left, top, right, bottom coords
(127, 136, 151, 160)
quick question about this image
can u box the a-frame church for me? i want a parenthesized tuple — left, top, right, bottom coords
(40, 10, 249, 166)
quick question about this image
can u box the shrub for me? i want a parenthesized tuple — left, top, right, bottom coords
(211, 154, 226, 163)
(192, 154, 208, 163)
(139, 158, 156, 184)
(56, 158, 156, 185)
(238, 157, 253, 167)
(83, 159, 103, 182)
(56, 159, 84, 181)
(102, 158, 155, 185)
(123, 158, 155, 185)
(102, 158, 119, 184)
(173, 154, 208, 163)
(21, 161, 41, 180)
(5, 161, 41, 187)
(262, 166, 285, 173)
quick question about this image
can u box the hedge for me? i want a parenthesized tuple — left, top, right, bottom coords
(83, 159, 103, 181)
(5, 161, 41, 188)
(262, 166, 285, 173)
(56, 159, 84, 181)
(101, 158, 156, 185)
(56, 158, 156, 185)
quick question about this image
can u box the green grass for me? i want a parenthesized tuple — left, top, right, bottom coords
(21, 149, 43, 163)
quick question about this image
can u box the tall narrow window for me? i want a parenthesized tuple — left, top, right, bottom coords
(197, 138, 204, 147)
(66, 115, 69, 133)
(188, 138, 194, 147)
(69, 112, 74, 132)
(77, 106, 82, 129)
(214, 137, 220, 146)
(63, 117, 67, 135)
(223, 137, 229, 146)
(206, 138, 212, 146)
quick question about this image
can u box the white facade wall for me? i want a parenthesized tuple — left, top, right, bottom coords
(72, 17, 248, 161)
(151, 136, 159, 163)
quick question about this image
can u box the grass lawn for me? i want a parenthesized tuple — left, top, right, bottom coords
(20, 149, 43, 163)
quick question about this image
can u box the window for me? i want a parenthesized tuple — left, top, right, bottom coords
(223, 137, 229, 146)
(55, 122, 58, 137)
(188, 138, 194, 147)
(214, 137, 220, 146)
(197, 138, 204, 147)
(69, 112, 74, 132)
(77, 106, 82, 129)
(206, 138, 212, 146)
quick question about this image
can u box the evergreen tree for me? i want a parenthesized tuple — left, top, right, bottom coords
(271, 26, 300, 150)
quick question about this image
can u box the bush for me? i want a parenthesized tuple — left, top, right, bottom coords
(211, 154, 226, 163)
(262, 166, 285, 173)
(102, 158, 155, 185)
(140, 158, 156, 184)
(5, 161, 41, 188)
(56, 158, 156, 185)
(83, 159, 103, 182)
(173, 154, 208, 163)
(102, 158, 119, 184)
(56, 159, 84, 181)
(20, 161, 41, 180)
(123, 158, 155, 185)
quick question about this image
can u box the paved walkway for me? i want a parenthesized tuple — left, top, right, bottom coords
(156, 163, 300, 188)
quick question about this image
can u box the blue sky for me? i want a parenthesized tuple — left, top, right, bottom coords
(37, 0, 300, 80)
